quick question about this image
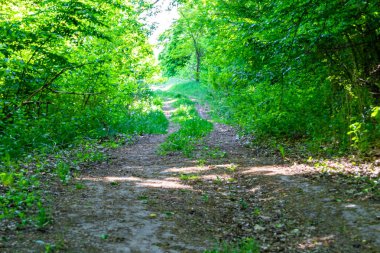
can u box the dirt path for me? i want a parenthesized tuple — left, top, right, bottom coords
(5, 99, 379, 252)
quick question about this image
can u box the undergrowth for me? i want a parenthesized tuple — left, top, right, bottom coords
(0, 94, 168, 229)
(159, 79, 380, 158)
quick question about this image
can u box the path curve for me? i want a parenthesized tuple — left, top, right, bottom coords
(5, 98, 379, 253)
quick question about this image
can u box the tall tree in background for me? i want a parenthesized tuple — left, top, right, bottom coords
(159, 0, 207, 81)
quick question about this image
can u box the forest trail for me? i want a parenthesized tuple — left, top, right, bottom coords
(5, 92, 379, 252)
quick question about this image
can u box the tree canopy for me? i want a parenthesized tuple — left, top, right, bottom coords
(0, 0, 161, 157)
(160, 0, 380, 153)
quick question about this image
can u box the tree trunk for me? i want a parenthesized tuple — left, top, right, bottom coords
(195, 49, 201, 82)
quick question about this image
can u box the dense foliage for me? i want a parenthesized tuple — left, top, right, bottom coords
(0, 0, 168, 227)
(160, 0, 380, 154)
(0, 0, 163, 158)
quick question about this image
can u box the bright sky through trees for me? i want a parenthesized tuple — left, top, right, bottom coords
(144, 0, 179, 57)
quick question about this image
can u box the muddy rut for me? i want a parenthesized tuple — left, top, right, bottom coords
(6, 100, 380, 252)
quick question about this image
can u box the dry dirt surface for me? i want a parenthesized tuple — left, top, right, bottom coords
(3, 100, 379, 253)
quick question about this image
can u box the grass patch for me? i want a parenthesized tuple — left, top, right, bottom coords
(157, 92, 213, 157)
(154, 79, 210, 102)
(155, 79, 227, 126)
(179, 173, 200, 181)
(205, 238, 260, 253)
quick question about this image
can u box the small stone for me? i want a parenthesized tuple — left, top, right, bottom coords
(254, 224, 266, 232)
(258, 215, 271, 222)
(291, 228, 300, 234)
(35, 240, 45, 245)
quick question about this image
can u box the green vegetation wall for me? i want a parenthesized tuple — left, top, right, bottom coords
(0, 0, 162, 157)
(160, 0, 380, 153)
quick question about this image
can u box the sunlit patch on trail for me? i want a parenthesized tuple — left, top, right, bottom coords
(137, 178, 193, 189)
(162, 166, 213, 174)
(151, 83, 176, 91)
(80, 176, 193, 189)
(297, 235, 335, 250)
(163, 99, 177, 107)
(241, 166, 296, 176)
(199, 174, 233, 181)
(249, 186, 261, 193)
(162, 99, 178, 116)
